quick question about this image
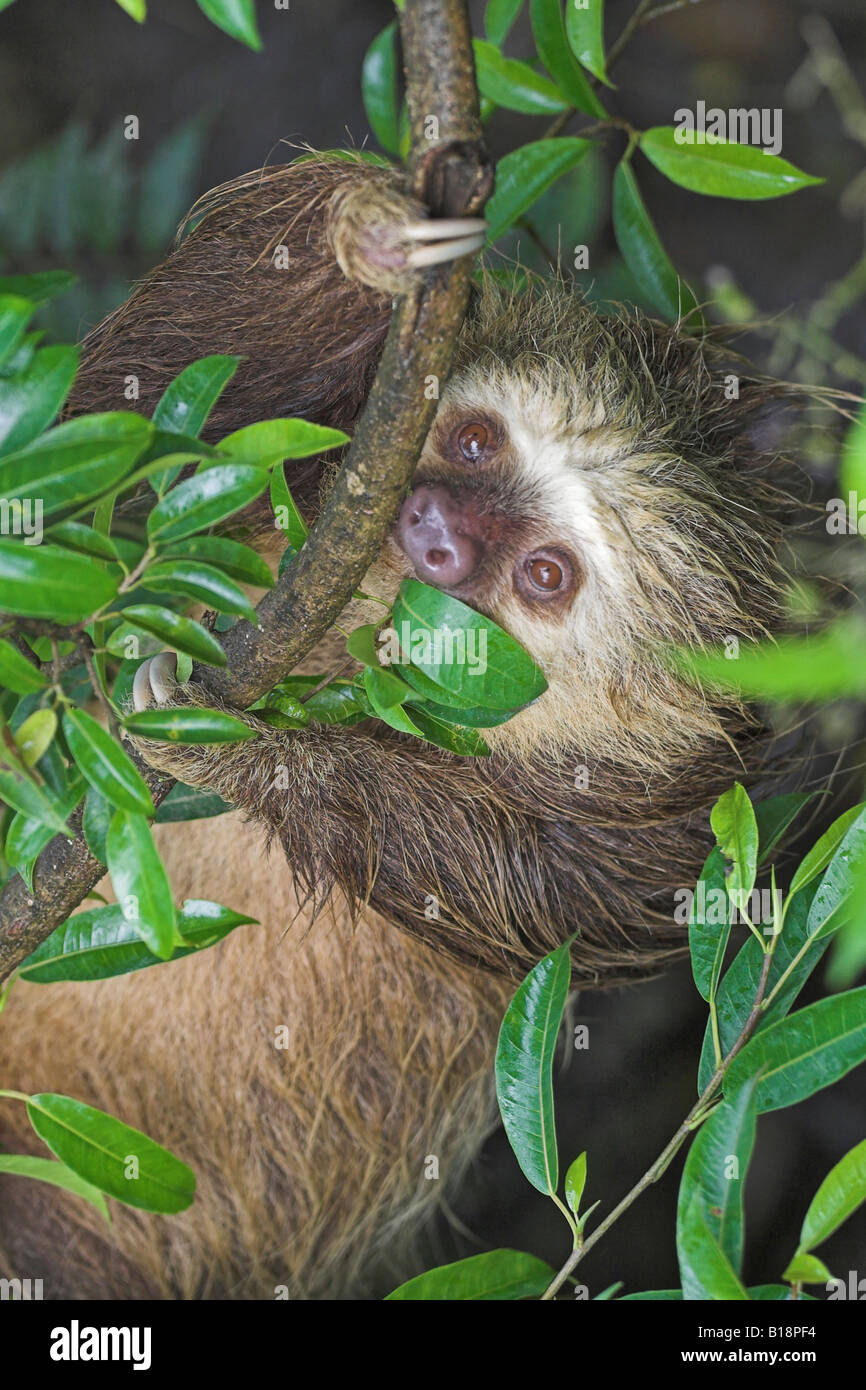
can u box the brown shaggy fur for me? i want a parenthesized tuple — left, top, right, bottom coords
(0, 153, 807, 1299)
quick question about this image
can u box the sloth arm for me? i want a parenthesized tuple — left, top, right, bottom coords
(68, 154, 485, 453)
(130, 662, 688, 983)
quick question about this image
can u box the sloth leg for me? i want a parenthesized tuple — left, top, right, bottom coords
(0, 813, 509, 1298)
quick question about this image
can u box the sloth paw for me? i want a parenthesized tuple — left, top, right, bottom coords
(132, 651, 180, 711)
(328, 179, 486, 295)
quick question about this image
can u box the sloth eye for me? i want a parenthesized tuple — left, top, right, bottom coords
(457, 422, 489, 462)
(526, 556, 563, 590)
(516, 549, 575, 603)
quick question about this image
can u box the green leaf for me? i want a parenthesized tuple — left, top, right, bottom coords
(123, 707, 257, 744)
(249, 689, 309, 729)
(0, 413, 151, 517)
(485, 0, 523, 45)
(143, 560, 259, 625)
(26, 1093, 195, 1213)
(149, 354, 239, 490)
(147, 464, 269, 544)
(791, 804, 865, 901)
(270, 677, 365, 726)
(153, 355, 239, 439)
(564, 0, 612, 85)
(682, 618, 866, 701)
(386, 1249, 555, 1301)
(0, 295, 33, 368)
(0, 767, 70, 836)
(63, 709, 154, 816)
(118, 605, 228, 667)
(106, 810, 178, 959)
(114, 0, 146, 19)
(495, 942, 571, 1195)
(485, 138, 592, 242)
(6, 777, 85, 889)
(270, 462, 309, 549)
(20, 898, 255, 983)
(219, 418, 348, 466)
(0, 638, 45, 693)
(0, 344, 79, 455)
(195, 0, 261, 50)
(473, 39, 568, 116)
(781, 1253, 832, 1285)
(798, 1137, 866, 1253)
(346, 621, 382, 667)
(362, 21, 400, 156)
(689, 847, 733, 1002)
(697, 881, 824, 1092)
(747, 1284, 816, 1301)
(639, 126, 823, 200)
(755, 793, 814, 864)
(154, 782, 232, 822)
(392, 579, 547, 710)
(676, 1079, 758, 1292)
(612, 158, 701, 324)
(14, 707, 57, 767)
(724, 987, 866, 1112)
(0, 1154, 109, 1221)
(0, 271, 76, 305)
(0, 540, 118, 622)
(710, 782, 758, 917)
(161, 535, 273, 589)
(48, 521, 138, 566)
(399, 703, 490, 757)
(530, 0, 607, 113)
(677, 1191, 749, 1300)
(83, 786, 112, 865)
(564, 1151, 587, 1216)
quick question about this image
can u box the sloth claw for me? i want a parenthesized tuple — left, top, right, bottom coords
(402, 218, 487, 242)
(132, 651, 179, 711)
(403, 221, 487, 271)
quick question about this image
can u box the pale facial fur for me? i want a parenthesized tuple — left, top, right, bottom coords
(352, 351, 783, 772)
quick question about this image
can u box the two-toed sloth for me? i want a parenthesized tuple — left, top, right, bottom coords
(0, 154, 803, 1299)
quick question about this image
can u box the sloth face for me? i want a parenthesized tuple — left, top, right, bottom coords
(370, 286, 791, 764)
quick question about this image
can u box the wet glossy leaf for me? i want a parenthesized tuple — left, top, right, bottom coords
(386, 1249, 555, 1301)
(118, 605, 228, 667)
(123, 707, 257, 744)
(26, 1092, 195, 1212)
(147, 465, 269, 544)
(63, 708, 154, 816)
(20, 898, 255, 983)
(495, 943, 570, 1195)
(485, 138, 592, 243)
(640, 127, 822, 200)
(106, 809, 177, 959)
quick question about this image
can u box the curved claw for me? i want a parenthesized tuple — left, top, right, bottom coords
(405, 232, 487, 270)
(132, 652, 179, 711)
(402, 218, 488, 242)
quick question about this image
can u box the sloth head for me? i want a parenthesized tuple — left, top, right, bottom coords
(368, 280, 798, 769)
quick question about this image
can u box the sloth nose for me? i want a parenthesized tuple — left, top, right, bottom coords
(397, 485, 483, 587)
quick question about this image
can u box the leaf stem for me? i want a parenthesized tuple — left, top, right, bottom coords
(540, 935, 777, 1299)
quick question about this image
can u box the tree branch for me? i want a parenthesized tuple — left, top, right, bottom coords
(0, 0, 491, 983)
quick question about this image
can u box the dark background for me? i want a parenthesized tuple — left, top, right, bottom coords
(1, 0, 865, 1299)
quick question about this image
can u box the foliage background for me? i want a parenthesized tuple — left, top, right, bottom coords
(1, 0, 865, 1295)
